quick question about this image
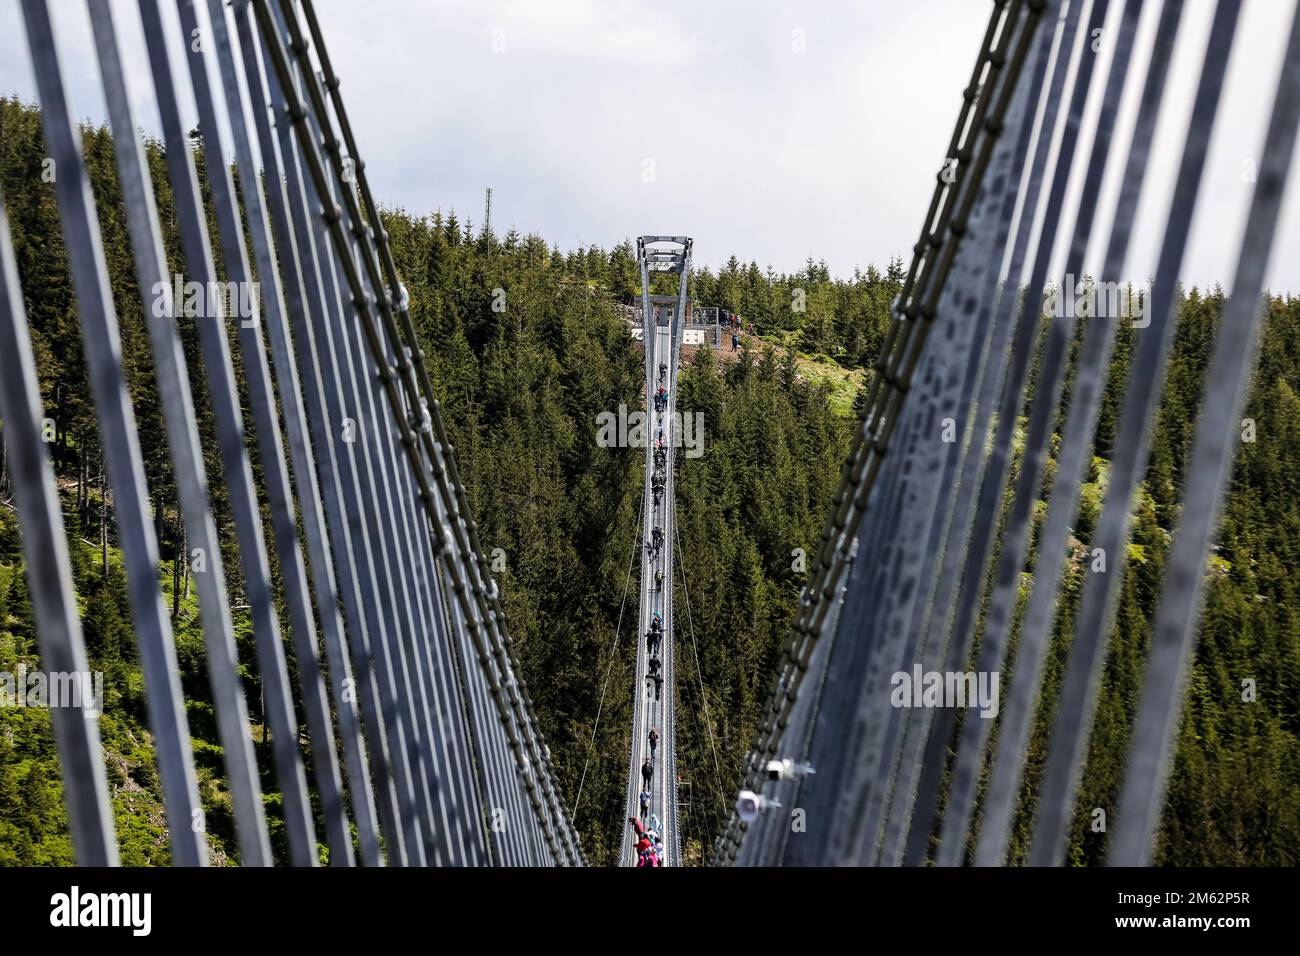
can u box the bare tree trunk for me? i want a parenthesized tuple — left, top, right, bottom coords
(260, 684, 269, 766)
(76, 435, 85, 534)
(100, 452, 108, 577)
(53, 381, 62, 471)
(0, 420, 8, 500)
(172, 527, 181, 618)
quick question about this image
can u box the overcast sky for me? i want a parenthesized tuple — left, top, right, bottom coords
(1, 0, 1297, 292)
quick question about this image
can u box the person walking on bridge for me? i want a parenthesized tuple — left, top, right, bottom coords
(640, 789, 651, 819)
(649, 728, 659, 756)
(642, 757, 654, 790)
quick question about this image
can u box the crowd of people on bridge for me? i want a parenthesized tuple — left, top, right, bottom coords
(630, 814, 664, 867)
(632, 343, 676, 867)
(632, 753, 665, 868)
(628, 300, 752, 867)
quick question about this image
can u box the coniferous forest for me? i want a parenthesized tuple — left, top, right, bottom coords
(1, 96, 1297, 866)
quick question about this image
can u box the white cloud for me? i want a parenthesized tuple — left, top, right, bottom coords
(0, 0, 1297, 292)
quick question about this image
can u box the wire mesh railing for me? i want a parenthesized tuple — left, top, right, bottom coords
(715, 0, 1300, 867)
(0, 0, 582, 867)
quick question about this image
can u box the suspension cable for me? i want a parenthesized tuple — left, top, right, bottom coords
(674, 517, 725, 812)
(573, 486, 645, 821)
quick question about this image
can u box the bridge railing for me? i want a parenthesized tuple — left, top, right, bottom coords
(716, 0, 1300, 867)
(0, 0, 582, 866)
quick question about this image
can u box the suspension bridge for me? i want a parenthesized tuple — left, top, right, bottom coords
(618, 237, 689, 867)
(0, 0, 1296, 868)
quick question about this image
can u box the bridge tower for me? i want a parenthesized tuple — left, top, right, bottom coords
(623, 236, 692, 866)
